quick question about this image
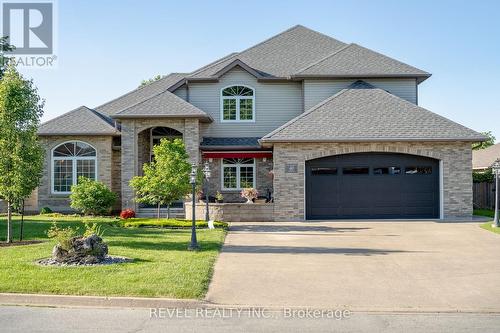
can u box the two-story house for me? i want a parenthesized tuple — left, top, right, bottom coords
(35, 25, 485, 220)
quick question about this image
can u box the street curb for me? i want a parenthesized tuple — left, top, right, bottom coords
(2, 294, 500, 314)
(0, 293, 204, 309)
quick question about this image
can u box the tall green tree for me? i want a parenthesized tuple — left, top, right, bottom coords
(0, 36, 15, 79)
(139, 74, 164, 87)
(130, 138, 191, 219)
(472, 131, 496, 150)
(0, 65, 44, 243)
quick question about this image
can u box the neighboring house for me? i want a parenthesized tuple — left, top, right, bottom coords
(473, 143, 500, 171)
(34, 25, 484, 220)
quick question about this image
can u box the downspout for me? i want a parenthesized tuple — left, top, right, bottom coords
(186, 80, 190, 103)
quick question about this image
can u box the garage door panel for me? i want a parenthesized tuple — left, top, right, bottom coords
(306, 152, 439, 219)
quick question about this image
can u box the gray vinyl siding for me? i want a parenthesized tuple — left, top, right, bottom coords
(188, 68, 302, 137)
(304, 79, 417, 110)
(173, 86, 188, 100)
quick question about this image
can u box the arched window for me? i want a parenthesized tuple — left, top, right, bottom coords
(52, 141, 97, 193)
(221, 85, 255, 122)
(150, 127, 183, 161)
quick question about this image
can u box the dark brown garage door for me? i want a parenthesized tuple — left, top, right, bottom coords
(306, 153, 439, 219)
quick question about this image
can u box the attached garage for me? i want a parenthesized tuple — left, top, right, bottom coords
(306, 152, 440, 219)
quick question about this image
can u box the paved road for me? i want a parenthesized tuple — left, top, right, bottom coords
(206, 221, 500, 311)
(1, 305, 500, 333)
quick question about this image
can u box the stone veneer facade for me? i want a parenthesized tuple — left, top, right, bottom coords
(38, 135, 119, 212)
(32, 133, 473, 221)
(272, 141, 473, 221)
(202, 157, 273, 203)
(120, 118, 200, 210)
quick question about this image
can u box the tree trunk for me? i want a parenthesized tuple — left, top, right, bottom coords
(157, 202, 161, 220)
(6, 201, 12, 243)
(167, 204, 170, 219)
(20, 199, 25, 241)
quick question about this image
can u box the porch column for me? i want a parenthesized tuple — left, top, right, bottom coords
(184, 118, 200, 165)
(120, 119, 138, 210)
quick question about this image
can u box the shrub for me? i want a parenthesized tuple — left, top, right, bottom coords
(473, 170, 494, 183)
(40, 207, 53, 214)
(70, 177, 117, 215)
(120, 209, 136, 219)
(46, 222, 77, 251)
(83, 222, 104, 238)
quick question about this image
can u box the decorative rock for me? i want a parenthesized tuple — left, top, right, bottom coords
(50, 234, 109, 265)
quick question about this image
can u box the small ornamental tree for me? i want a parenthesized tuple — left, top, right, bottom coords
(0, 64, 44, 243)
(0, 36, 15, 79)
(70, 177, 117, 215)
(130, 138, 191, 219)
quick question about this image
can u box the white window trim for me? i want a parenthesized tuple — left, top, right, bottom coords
(51, 141, 98, 195)
(220, 85, 256, 123)
(221, 158, 256, 191)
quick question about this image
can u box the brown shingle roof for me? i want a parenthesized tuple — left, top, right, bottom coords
(262, 81, 485, 143)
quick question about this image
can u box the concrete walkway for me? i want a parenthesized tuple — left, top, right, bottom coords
(206, 221, 500, 312)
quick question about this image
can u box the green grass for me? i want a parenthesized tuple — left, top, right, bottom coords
(0, 215, 226, 298)
(473, 209, 500, 235)
(480, 222, 500, 235)
(474, 209, 495, 218)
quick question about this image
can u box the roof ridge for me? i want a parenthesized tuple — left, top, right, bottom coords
(87, 108, 118, 131)
(262, 86, 353, 139)
(349, 43, 430, 75)
(189, 25, 347, 79)
(187, 52, 240, 77)
(113, 88, 207, 116)
(294, 43, 353, 74)
(95, 73, 185, 111)
(369, 87, 485, 135)
(40, 105, 90, 127)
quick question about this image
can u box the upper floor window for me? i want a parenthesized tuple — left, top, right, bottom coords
(52, 141, 97, 194)
(221, 85, 255, 122)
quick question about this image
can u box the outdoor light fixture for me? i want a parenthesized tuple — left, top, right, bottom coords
(188, 164, 199, 250)
(203, 161, 211, 222)
(492, 159, 500, 228)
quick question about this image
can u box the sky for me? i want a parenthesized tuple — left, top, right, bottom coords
(14, 0, 500, 140)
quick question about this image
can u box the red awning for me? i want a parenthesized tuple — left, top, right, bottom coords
(202, 151, 273, 159)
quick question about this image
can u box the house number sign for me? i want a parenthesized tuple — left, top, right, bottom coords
(285, 163, 298, 173)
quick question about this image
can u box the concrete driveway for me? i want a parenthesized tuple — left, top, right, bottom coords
(206, 221, 500, 312)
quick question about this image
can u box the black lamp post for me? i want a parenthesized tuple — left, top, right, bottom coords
(492, 159, 500, 228)
(203, 161, 211, 222)
(188, 164, 199, 250)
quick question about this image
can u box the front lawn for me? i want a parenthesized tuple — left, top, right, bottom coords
(0, 215, 226, 298)
(480, 222, 500, 235)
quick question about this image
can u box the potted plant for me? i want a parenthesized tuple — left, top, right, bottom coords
(215, 191, 224, 203)
(240, 188, 258, 204)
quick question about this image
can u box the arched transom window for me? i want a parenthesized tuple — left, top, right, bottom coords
(221, 85, 255, 122)
(52, 141, 97, 193)
(150, 127, 183, 161)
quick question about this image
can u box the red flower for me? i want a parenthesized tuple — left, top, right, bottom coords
(120, 209, 136, 219)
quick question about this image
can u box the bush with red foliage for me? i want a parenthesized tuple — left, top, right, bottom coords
(119, 209, 136, 219)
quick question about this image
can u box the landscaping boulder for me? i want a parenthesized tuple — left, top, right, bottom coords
(52, 234, 108, 265)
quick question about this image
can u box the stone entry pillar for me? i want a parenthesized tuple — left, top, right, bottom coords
(120, 119, 138, 210)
